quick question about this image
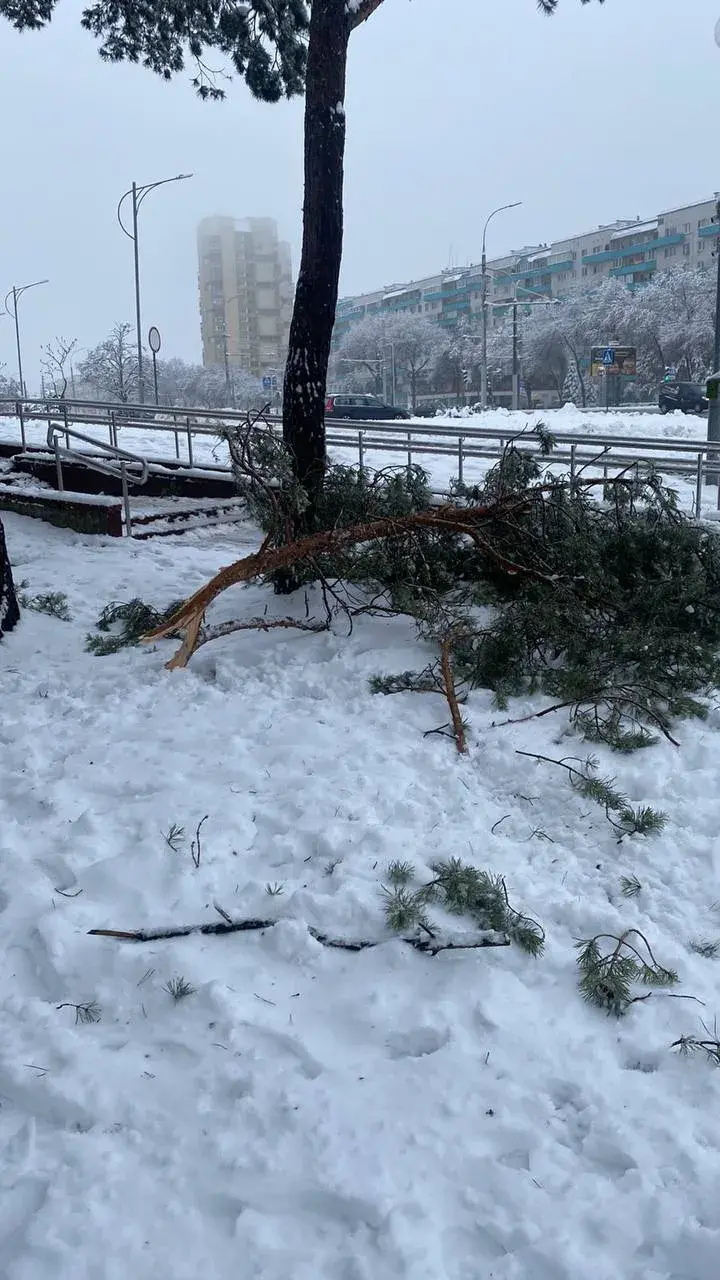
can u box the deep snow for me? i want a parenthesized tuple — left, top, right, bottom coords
(2, 490, 720, 1278)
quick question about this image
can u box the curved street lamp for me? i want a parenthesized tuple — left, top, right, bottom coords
(3, 279, 49, 398)
(480, 201, 522, 410)
(117, 173, 192, 403)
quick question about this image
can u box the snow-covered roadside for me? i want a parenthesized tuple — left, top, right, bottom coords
(2, 511, 720, 1279)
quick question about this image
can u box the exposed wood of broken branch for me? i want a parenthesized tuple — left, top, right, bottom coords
(439, 637, 467, 753)
(88, 918, 510, 955)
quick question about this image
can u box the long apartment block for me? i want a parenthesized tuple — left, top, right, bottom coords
(333, 195, 720, 347)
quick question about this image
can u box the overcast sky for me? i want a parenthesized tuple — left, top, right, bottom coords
(0, 0, 718, 384)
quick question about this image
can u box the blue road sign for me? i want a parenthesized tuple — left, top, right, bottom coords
(602, 347, 615, 366)
(262, 376, 272, 391)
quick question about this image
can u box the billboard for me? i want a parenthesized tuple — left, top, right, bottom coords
(590, 345, 637, 378)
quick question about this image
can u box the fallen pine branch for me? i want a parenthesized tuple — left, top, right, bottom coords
(139, 491, 576, 669)
(88, 917, 510, 955)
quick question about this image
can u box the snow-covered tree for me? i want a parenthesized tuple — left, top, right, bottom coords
(336, 311, 444, 405)
(389, 314, 445, 408)
(78, 323, 139, 403)
(41, 336, 78, 399)
(153, 358, 263, 409)
(335, 313, 389, 394)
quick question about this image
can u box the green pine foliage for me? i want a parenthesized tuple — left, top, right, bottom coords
(576, 929, 678, 1016)
(86, 597, 186, 655)
(380, 858, 544, 956)
(20, 591, 72, 621)
(225, 419, 720, 754)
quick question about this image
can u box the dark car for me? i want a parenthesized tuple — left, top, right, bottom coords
(325, 393, 410, 421)
(658, 381, 708, 414)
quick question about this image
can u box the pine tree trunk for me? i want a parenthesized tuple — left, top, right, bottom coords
(0, 514, 20, 640)
(282, 0, 350, 501)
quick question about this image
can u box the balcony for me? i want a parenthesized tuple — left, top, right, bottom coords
(610, 260, 657, 278)
(582, 233, 683, 265)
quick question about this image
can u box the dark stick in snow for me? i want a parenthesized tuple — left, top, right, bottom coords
(88, 918, 510, 955)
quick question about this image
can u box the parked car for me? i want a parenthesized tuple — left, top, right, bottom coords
(325, 393, 410, 420)
(658, 381, 708, 414)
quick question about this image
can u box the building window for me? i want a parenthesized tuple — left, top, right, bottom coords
(699, 218, 709, 228)
(683, 243, 691, 256)
(683, 222, 691, 233)
(582, 266, 588, 277)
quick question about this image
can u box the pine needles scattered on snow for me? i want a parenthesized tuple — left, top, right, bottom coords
(576, 929, 678, 1016)
(86, 597, 186, 655)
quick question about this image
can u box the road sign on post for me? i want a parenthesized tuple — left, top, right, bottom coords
(262, 376, 272, 392)
(147, 326, 162, 405)
(590, 346, 637, 378)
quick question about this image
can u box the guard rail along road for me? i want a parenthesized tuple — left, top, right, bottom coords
(0, 396, 718, 519)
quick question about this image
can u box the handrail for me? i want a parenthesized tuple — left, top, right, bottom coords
(46, 422, 149, 535)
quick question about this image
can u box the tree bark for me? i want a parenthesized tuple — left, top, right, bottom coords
(0, 515, 20, 640)
(282, 0, 350, 500)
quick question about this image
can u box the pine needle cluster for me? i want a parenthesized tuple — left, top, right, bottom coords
(672, 1021, 720, 1065)
(86, 597, 186, 655)
(20, 590, 72, 621)
(576, 929, 678, 1016)
(381, 857, 544, 955)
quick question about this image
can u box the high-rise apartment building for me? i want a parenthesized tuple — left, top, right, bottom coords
(332, 194, 720, 348)
(197, 216, 293, 377)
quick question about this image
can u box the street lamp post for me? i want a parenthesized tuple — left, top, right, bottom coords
(117, 173, 192, 403)
(3, 279, 49, 397)
(480, 201, 522, 411)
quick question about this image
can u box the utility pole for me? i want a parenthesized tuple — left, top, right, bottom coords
(707, 197, 720, 481)
(480, 201, 522, 411)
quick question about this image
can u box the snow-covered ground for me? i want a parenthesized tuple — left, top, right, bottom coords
(2, 508, 720, 1278)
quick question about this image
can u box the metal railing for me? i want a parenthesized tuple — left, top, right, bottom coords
(0, 396, 716, 519)
(46, 422, 149, 536)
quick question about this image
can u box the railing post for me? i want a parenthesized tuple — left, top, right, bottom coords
(407, 430, 413, 475)
(458, 436, 465, 487)
(695, 452, 703, 519)
(53, 436, 64, 491)
(186, 416, 194, 467)
(358, 430, 365, 475)
(174, 413, 180, 460)
(62, 402, 70, 449)
(121, 462, 132, 536)
(17, 400, 26, 450)
(570, 442, 577, 485)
